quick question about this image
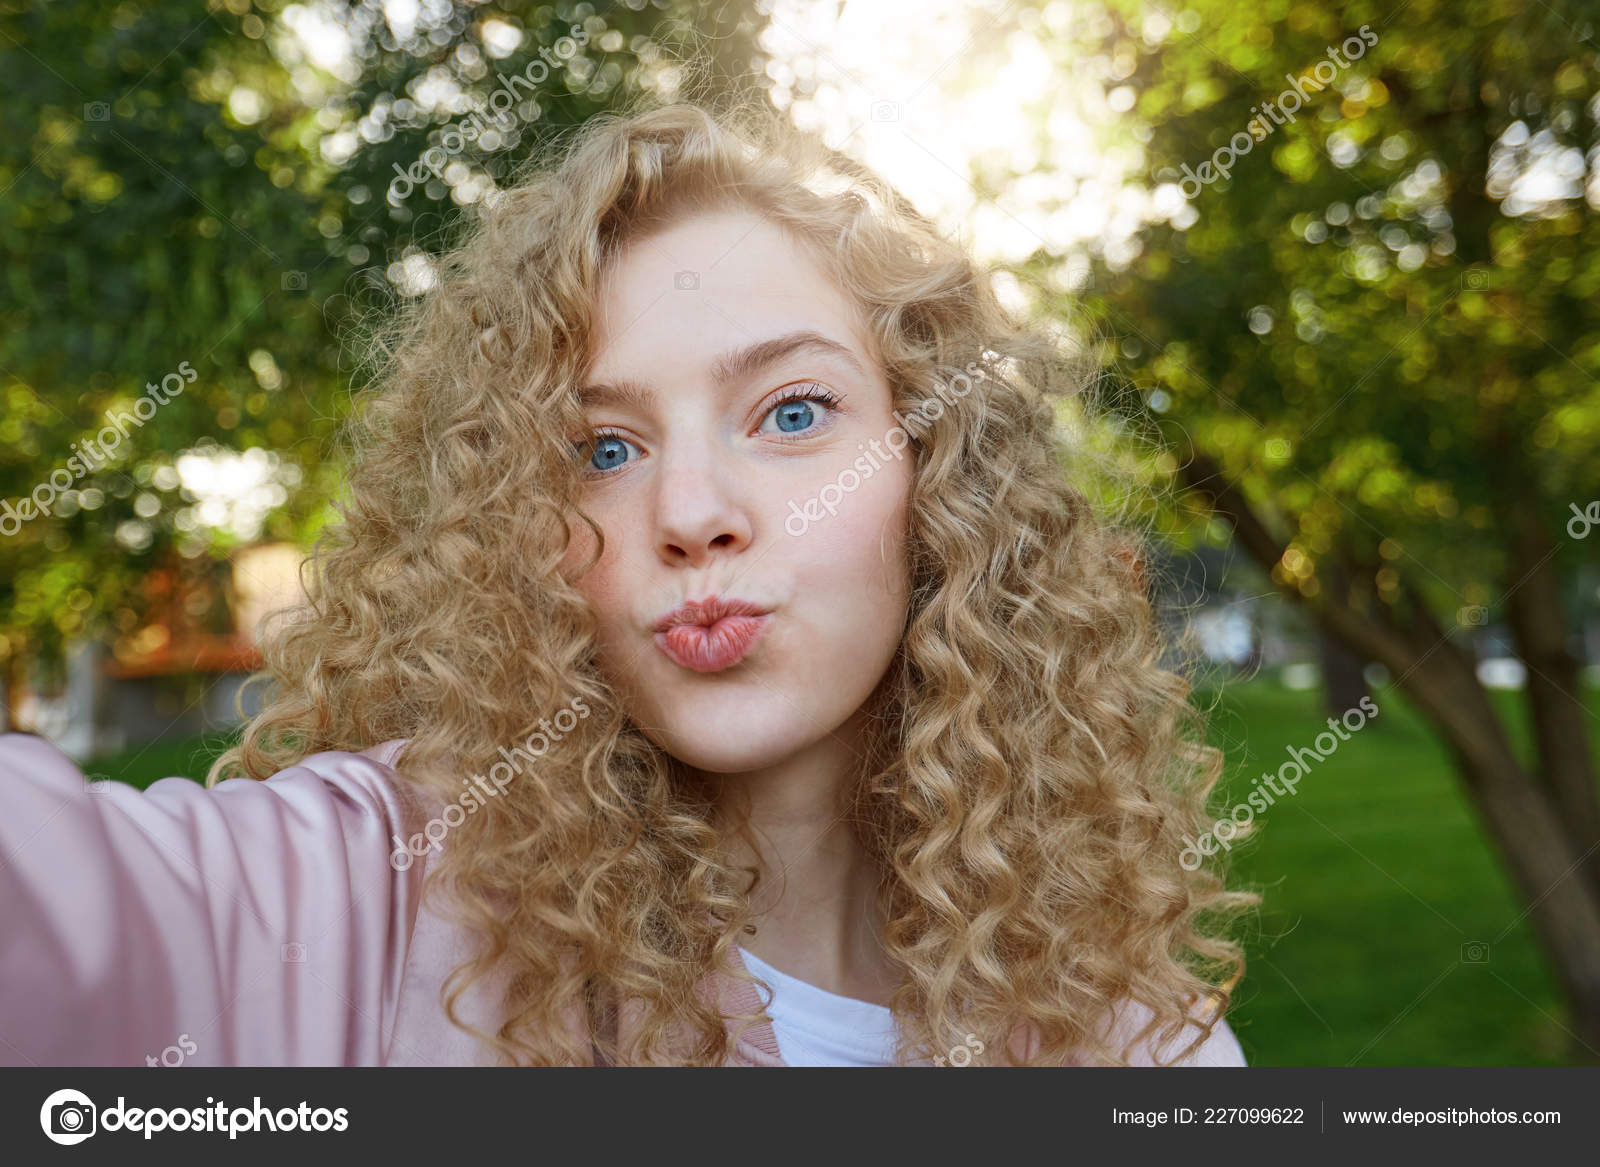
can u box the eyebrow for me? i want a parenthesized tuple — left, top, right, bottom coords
(578, 330, 868, 412)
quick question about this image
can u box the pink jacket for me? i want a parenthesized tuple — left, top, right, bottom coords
(0, 732, 1244, 1067)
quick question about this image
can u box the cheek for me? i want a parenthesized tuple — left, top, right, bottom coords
(792, 459, 914, 614)
(557, 508, 602, 577)
(558, 509, 630, 638)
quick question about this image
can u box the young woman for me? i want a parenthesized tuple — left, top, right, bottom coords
(0, 103, 1253, 1067)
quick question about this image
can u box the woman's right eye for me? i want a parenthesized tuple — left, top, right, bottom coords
(576, 432, 641, 476)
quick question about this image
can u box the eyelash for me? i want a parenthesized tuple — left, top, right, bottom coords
(579, 383, 843, 477)
(759, 383, 843, 444)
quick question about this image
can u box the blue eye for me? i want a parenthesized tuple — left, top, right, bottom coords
(758, 385, 842, 437)
(771, 400, 815, 432)
(578, 432, 639, 475)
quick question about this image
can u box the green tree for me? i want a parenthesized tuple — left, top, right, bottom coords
(1006, 0, 1600, 1056)
(0, 0, 767, 707)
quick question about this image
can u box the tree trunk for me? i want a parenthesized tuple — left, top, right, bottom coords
(1, 652, 23, 734)
(1400, 644, 1600, 1064)
(1500, 488, 1600, 895)
(1316, 563, 1369, 717)
(1317, 626, 1369, 718)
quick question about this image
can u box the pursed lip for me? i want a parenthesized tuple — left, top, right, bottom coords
(652, 595, 773, 673)
(653, 595, 771, 633)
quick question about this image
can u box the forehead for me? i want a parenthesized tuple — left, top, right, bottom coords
(585, 208, 877, 385)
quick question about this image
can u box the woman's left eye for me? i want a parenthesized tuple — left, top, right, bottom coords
(757, 385, 842, 437)
(573, 432, 641, 476)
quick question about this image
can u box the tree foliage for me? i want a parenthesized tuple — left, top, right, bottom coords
(0, 0, 767, 672)
(1009, 0, 1600, 1057)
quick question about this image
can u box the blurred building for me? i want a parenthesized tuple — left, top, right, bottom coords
(12, 542, 305, 761)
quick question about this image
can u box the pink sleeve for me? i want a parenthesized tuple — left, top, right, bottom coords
(0, 732, 425, 1067)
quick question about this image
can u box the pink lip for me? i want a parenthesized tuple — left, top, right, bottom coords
(653, 596, 772, 673)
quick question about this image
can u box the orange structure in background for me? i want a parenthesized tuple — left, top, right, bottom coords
(103, 542, 303, 681)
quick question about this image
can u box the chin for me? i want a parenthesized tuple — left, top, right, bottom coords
(645, 726, 806, 775)
(637, 687, 825, 775)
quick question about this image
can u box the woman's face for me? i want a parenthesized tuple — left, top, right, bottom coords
(560, 207, 915, 774)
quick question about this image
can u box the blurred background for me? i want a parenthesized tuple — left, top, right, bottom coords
(2, 0, 1598, 1065)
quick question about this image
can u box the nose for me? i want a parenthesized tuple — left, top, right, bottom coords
(653, 441, 753, 568)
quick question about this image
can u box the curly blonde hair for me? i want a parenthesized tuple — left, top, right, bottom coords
(211, 98, 1255, 1066)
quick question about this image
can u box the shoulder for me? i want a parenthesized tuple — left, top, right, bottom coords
(1002, 993, 1247, 1067)
(1105, 996, 1247, 1066)
(274, 737, 417, 812)
(255, 738, 442, 868)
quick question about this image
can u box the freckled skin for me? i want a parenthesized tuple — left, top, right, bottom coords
(559, 209, 914, 774)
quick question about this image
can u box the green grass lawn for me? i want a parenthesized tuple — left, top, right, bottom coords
(1195, 679, 1600, 1067)
(83, 678, 1600, 1065)
(84, 728, 241, 791)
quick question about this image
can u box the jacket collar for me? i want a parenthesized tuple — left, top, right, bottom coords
(718, 946, 786, 1066)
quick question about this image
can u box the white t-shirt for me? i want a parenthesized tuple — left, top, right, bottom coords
(737, 946, 900, 1066)
(735, 945, 1248, 1067)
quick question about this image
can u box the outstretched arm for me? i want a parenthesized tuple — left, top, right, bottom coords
(0, 733, 424, 1066)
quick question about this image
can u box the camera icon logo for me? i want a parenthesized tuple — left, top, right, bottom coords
(1461, 941, 1490, 963)
(84, 772, 112, 796)
(281, 270, 308, 292)
(281, 941, 308, 962)
(40, 1088, 97, 1145)
(870, 101, 900, 122)
(673, 270, 699, 291)
(83, 102, 111, 122)
(1461, 269, 1491, 290)
(1457, 605, 1488, 627)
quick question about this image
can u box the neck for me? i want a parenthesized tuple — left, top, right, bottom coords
(702, 705, 898, 1007)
